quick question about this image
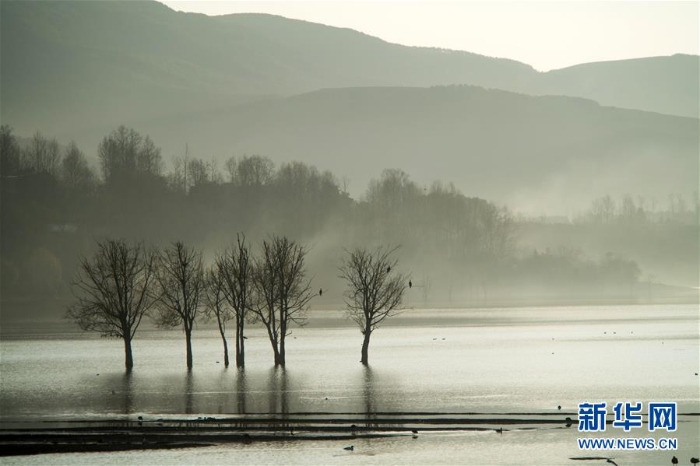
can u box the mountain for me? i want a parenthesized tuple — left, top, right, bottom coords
(1, 0, 698, 143)
(533, 55, 699, 119)
(0, 0, 532, 136)
(139, 85, 698, 213)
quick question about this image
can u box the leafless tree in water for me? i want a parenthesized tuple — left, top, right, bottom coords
(207, 234, 254, 368)
(252, 235, 313, 366)
(66, 239, 157, 371)
(339, 246, 409, 365)
(153, 241, 205, 370)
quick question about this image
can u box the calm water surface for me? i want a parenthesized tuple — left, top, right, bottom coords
(1, 304, 698, 464)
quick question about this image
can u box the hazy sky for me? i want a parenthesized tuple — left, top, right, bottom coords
(160, 1, 698, 71)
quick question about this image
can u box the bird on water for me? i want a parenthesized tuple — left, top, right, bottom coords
(319, 288, 323, 296)
(409, 280, 412, 288)
(344, 445, 354, 451)
(690, 457, 699, 464)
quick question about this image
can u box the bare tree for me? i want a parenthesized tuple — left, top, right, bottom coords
(99, 126, 162, 184)
(252, 236, 313, 366)
(236, 155, 275, 187)
(61, 141, 95, 191)
(136, 136, 163, 177)
(204, 266, 233, 367)
(225, 156, 237, 183)
(168, 153, 189, 194)
(0, 125, 21, 176)
(66, 239, 157, 371)
(154, 241, 205, 370)
(22, 132, 61, 177)
(187, 158, 209, 188)
(210, 234, 254, 368)
(339, 246, 409, 365)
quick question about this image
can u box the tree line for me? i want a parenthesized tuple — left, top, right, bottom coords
(67, 236, 408, 371)
(576, 194, 699, 225)
(0, 124, 515, 302)
(1, 123, 660, 306)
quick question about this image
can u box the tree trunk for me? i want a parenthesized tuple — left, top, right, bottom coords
(185, 327, 193, 370)
(264, 322, 280, 366)
(234, 322, 241, 368)
(269, 329, 281, 366)
(273, 346, 282, 366)
(360, 330, 371, 365)
(237, 318, 245, 368)
(124, 336, 134, 372)
(222, 334, 229, 368)
(218, 314, 229, 368)
(279, 310, 286, 367)
(279, 333, 286, 367)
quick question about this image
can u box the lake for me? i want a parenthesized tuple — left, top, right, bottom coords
(1, 304, 698, 464)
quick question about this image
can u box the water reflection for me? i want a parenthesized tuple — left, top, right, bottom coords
(263, 366, 293, 433)
(102, 371, 135, 415)
(235, 368, 247, 415)
(363, 366, 375, 413)
(120, 371, 134, 415)
(363, 366, 379, 428)
(266, 366, 290, 416)
(185, 371, 194, 414)
(96, 370, 137, 423)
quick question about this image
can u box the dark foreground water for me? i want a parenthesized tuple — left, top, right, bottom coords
(1, 304, 698, 464)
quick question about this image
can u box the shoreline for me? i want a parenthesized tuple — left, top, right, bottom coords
(0, 413, 578, 457)
(3, 412, 698, 457)
(1, 301, 697, 340)
(1, 295, 697, 325)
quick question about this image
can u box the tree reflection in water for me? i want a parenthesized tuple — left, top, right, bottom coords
(235, 368, 247, 415)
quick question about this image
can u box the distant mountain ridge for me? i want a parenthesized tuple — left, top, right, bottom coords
(1, 0, 697, 141)
(0, 0, 531, 135)
(136, 85, 698, 212)
(533, 54, 699, 119)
